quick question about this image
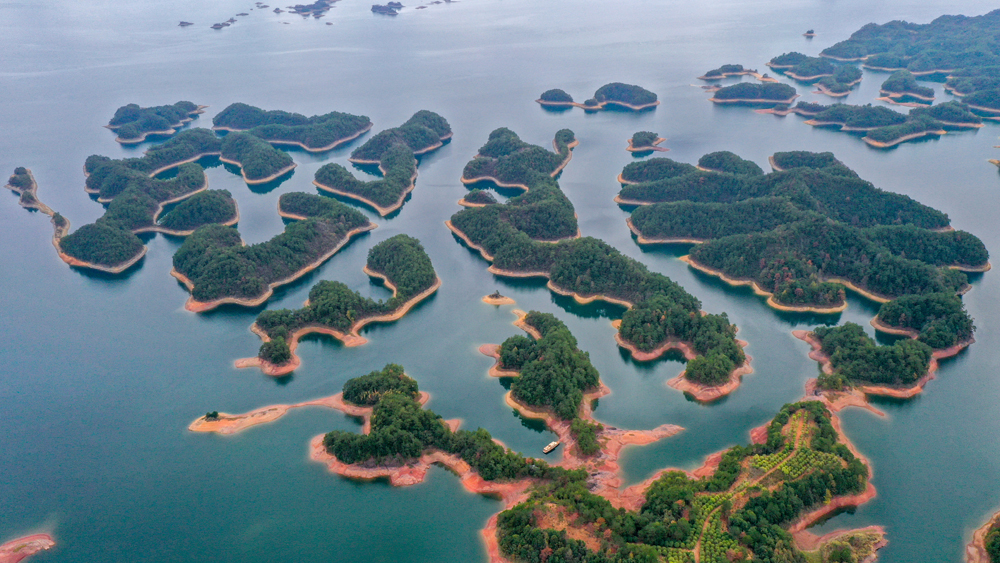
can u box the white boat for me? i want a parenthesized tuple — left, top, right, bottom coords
(542, 441, 560, 454)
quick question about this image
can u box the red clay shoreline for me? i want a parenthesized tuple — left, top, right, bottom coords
(235, 275, 441, 376)
(314, 169, 418, 217)
(0, 534, 56, 563)
(174, 220, 376, 312)
(218, 156, 297, 185)
(626, 137, 669, 152)
(212, 122, 373, 153)
(967, 508, 1000, 563)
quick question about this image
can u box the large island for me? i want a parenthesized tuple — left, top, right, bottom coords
(537, 83, 659, 111)
(212, 102, 372, 152)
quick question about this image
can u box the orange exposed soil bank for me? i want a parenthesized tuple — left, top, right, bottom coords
(863, 129, 946, 148)
(0, 534, 55, 563)
(213, 122, 373, 153)
(626, 137, 669, 152)
(794, 329, 973, 402)
(218, 156, 296, 185)
(175, 222, 375, 312)
(482, 294, 515, 305)
(967, 509, 1000, 563)
(314, 167, 418, 217)
(626, 217, 705, 245)
(236, 276, 441, 376)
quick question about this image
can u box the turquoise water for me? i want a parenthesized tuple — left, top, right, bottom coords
(2, 0, 999, 561)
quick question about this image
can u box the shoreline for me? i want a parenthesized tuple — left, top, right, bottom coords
(862, 129, 946, 148)
(626, 217, 705, 245)
(313, 169, 418, 217)
(813, 83, 853, 97)
(793, 330, 974, 401)
(218, 156, 297, 185)
(482, 294, 515, 306)
(236, 276, 441, 375)
(213, 122, 373, 153)
(460, 138, 579, 191)
(879, 89, 935, 102)
(681, 255, 850, 313)
(967, 508, 1000, 563)
(0, 534, 55, 563)
(108, 105, 207, 144)
(709, 94, 800, 105)
(625, 137, 668, 152)
(146, 151, 222, 178)
(347, 132, 451, 165)
(175, 221, 376, 312)
(536, 99, 659, 111)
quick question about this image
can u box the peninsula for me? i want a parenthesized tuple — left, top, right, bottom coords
(172, 192, 374, 312)
(313, 110, 451, 215)
(536, 82, 659, 111)
(106, 101, 206, 144)
(238, 234, 439, 375)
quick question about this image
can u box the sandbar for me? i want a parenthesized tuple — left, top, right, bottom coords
(218, 156, 297, 185)
(626, 137, 669, 152)
(0, 534, 55, 563)
(236, 275, 441, 375)
(176, 221, 376, 312)
(482, 294, 515, 305)
(213, 122, 373, 153)
(967, 508, 1000, 563)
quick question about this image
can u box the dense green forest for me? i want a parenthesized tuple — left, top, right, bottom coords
(876, 293, 975, 348)
(253, 234, 437, 361)
(314, 144, 417, 209)
(630, 197, 812, 240)
(811, 104, 907, 129)
(805, 101, 964, 145)
(108, 101, 200, 140)
(820, 10, 1000, 103)
(620, 152, 951, 231)
(497, 401, 869, 563)
(593, 82, 658, 106)
(452, 175, 578, 241)
(700, 64, 746, 77)
(158, 189, 237, 231)
(172, 192, 371, 303)
(349, 110, 451, 162)
(812, 323, 933, 389)
(462, 128, 577, 187)
(497, 311, 601, 420)
(462, 188, 497, 205)
(219, 132, 295, 181)
(909, 101, 982, 125)
(212, 102, 371, 150)
(698, 151, 764, 175)
(816, 65, 863, 94)
(324, 365, 567, 481)
(769, 52, 835, 79)
(987, 521, 1000, 563)
(630, 131, 659, 147)
(59, 221, 145, 267)
(539, 89, 574, 103)
(711, 82, 797, 103)
(880, 70, 935, 99)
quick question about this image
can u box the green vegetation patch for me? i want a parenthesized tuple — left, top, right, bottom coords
(158, 189, 237, 232)
(212, 102, 371, 150)
(172, 192, 371, 303)
(108, 101, 200, 140)
(881, 70, 935, 99)
(462, 128, 576, 187)
(812, 323, 933, 389)
(350, 110, 451, 162)
(220, 132, 294, 181)
(539, 89, 574, 103)
(877, 293, 975, 348)
(630, 131, 659, 147)
(712, 82, 797, 104)
(253, 233, 436, 359)
(315, 144, 417, 208)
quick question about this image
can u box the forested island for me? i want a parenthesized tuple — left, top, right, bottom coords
(219, 131, 297, 184)
(800, 101, 982, 147)
(708, 82, 798, 105)
(106, 101, 205, 143)
(537, 83, 659, 111)
(449, 131, 750, 398)
(626, 131, 668, 152)
(622, 150, 988, 313)
(697, 64, 755, 80)
(764, 52, 863, 96)
(879, 70, 935, 103)
(820, 9, 1000, 114)
(312, 110, 450, 215)
(212, 102, 373, 152)
(238, 234, 440, 374)
(460, 128, 578, 191)
(172, 192, 374, 312)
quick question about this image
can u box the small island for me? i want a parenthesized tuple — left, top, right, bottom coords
(878, 70, 935, 103)
(536, 82, 659, 111)
(172, 192, 374, 312)
(482, 290, 514, 305)
(106, 101, 206, 144)
(211, 102, 372, 152)
(626, 131, 668, 152)
(768, 52, 835, 81)
(457, 188, 497, 207)
(803, 28, 815, 37)
(313, 110, 451, 215)
(708, 82, 798, 106)
(461, 128, 577, 191)
(237, 234, 439, 375)
(697, 63, 756, 80)
(968, 508, 1000, 563)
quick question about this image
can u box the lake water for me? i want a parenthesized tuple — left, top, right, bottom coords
(2, 0, 999, 561)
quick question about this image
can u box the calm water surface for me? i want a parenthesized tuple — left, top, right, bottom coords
(2, 0, 999, 561)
